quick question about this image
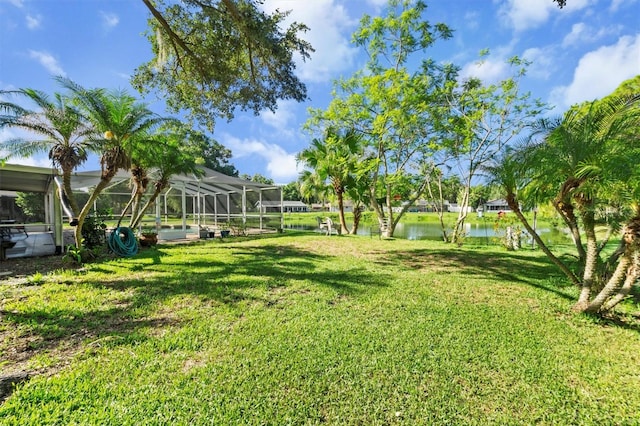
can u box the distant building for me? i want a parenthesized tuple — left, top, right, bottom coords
(447, 203, 475, 213)
(330, 200, 355, 213)
(408, 199, 451, 213)
(310, 202, 332, 212)
(255, 200, 309, 213)
(483, 199, 511, 213)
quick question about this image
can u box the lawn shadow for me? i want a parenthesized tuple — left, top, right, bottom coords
(376, 246, 640, 333)
(375, 247, 576, 302)
(1, 236, 390, 376)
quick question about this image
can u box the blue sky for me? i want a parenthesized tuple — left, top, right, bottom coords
(1, 0, 638, 184)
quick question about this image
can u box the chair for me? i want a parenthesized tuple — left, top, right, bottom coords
(0, 221, 28, 260)
(371, 217, 390, 239)
(317, 217, 334, 236)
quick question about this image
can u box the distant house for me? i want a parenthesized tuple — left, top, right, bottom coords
(310, 202, 332, 212)
(483, 199, 511, 213)
(330, 200, 355, 213)
(447, 203, 475, 214)
(255, 200, 309, 213)
(408, 199, 452, 213)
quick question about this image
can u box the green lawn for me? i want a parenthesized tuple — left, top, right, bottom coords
(1, 233, 639, 425)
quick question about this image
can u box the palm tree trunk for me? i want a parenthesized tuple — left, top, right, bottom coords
(600, 255, 638, 312)
(117, 188, 137, 228)
(576, 208, 598, 308)
(554, 198, 586, 263)
(74, 177, 114, 248)
(336, 189, 349, 235)
(506, 194, 580, 286)
(131, 184, 167, 229)
(581, 249, 632, 313)
(583, 217, 640, 313)
(62, 169, 80, 217)
(350, 204, 362, 235)
(128, 193, 144, 228)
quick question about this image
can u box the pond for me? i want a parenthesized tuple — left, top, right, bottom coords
(284, 220, 572, 245)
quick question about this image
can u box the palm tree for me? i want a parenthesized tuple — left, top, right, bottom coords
(298, 170, 331, 210)
(483, 146, 580, 286)
(297, 128, 361, 235)
(531, 95, 639, 312)
(503, 91, 640, 313)
(129, 128, 203, 230)
(0, 87, 93, 216)
(55, 77, 169, 247)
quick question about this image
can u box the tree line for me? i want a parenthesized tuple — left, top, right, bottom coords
(295, 0, 640, 314)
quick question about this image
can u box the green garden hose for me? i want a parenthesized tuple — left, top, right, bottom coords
(108, 227, 139, 257)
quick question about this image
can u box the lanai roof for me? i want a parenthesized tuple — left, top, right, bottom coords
(0, 163, 278, 197)
(0, 163, 57, 193)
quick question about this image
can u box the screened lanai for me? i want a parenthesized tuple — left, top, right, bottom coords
(1, 163, 283, 260)
(0, 163, 65, 259)
(69, 166, 284, 239)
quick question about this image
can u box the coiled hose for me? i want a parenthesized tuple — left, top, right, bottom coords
(108, 227, 139, 257)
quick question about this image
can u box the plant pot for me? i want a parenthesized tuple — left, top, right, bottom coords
(220, 230, 230, 238)
(139, 233, 158, 247)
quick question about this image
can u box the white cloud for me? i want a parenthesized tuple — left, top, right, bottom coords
(610, 0, 638, 12)
(562, 22, 587, 47)
(222, 133, 301, 181)
(522, 47, 554, 80)
(562, 22, 622, 47)
(0, 127, 51, 168)
(100, 11, 119, 29)
(366, 0, 387, 7)
(25, 14, 41, 29)
(28, 50, 65, 76)
(464, 11, 480, 30)
(261, 0, 358, 83)
(459, 57, 508, 83)
(550, 34, 640, 108)
(4, 0, 24, 7)
(498, 0, 591, 32)
(114, 72, 131, 80)
(498, 0, 555, 32)
(260, 100, 296, 131)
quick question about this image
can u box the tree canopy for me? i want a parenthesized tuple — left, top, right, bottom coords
(306, 0, 453, 237)
(134, 0, 314, 130)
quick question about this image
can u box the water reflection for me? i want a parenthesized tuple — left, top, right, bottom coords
(285, 221, 570, 244)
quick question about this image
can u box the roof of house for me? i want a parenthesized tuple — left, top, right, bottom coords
(485, 199, 509, 206)
(258, 200, 307, 207)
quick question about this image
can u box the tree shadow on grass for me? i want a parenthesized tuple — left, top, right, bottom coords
(92, 243, 390, 312)
(376, 247, 640, 333)
(374, 248, 576, 302)
(1, 240, 390, 377)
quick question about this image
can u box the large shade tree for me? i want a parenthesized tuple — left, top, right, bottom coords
(436, 53, 547, 244)
(134, 0, 313, 130)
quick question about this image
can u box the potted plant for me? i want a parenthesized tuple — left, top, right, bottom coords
(138, 226, 158, 247)
(218, 221, 231, 238)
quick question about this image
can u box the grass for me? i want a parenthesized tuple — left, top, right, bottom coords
(1, 232, 639, 425)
